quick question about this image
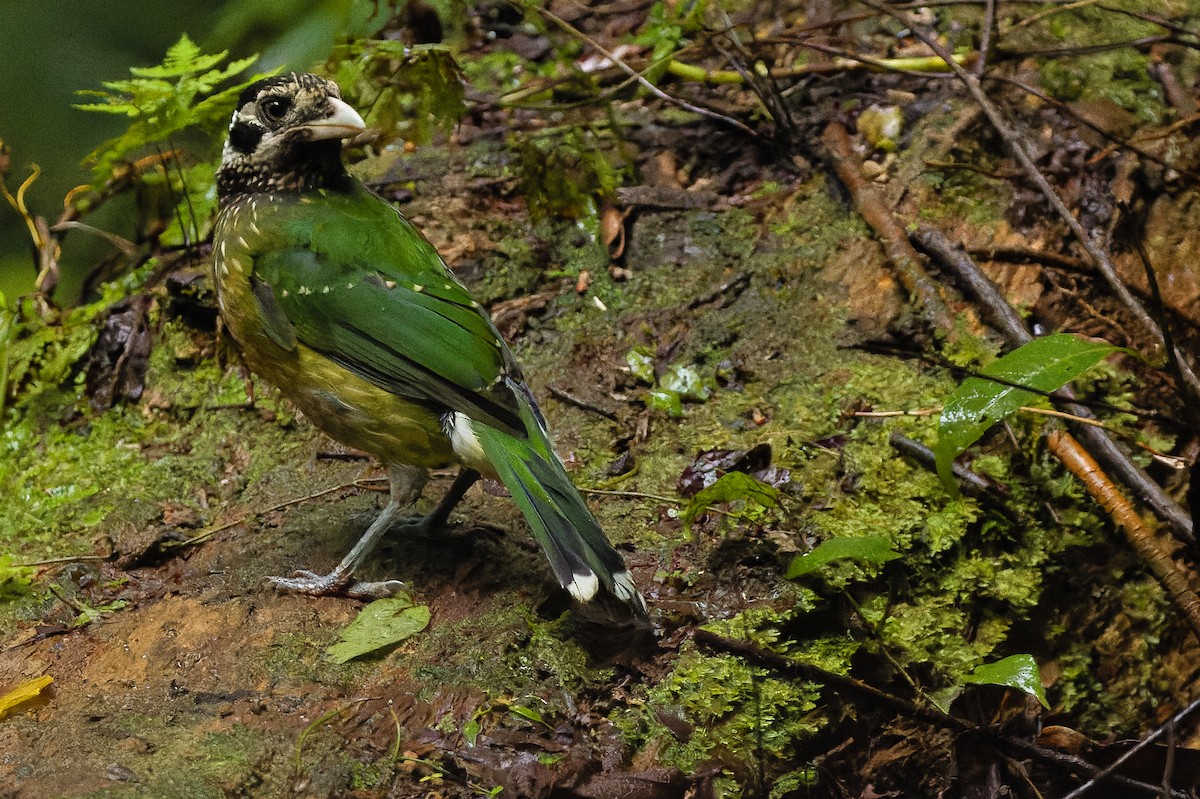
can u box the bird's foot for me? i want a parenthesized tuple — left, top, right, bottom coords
(267, 569, 406, 600)
(391, 516, 439, 539)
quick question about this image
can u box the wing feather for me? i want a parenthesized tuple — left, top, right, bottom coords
(249, 188, 525, 436)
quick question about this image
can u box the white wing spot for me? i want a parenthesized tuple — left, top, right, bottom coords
(412, 284, 424, 292)
(321, 285, 331, 293)
(384, 279, 397, 290)
(298, 285, 313, 295)
(281, 289, 289, 298)
(346, 282, 355, 289)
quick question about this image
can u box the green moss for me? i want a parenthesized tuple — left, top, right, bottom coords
(617, 643, 823, 776)
(258, 628, 373, 687)
(0, 311, 311, 565)
(919, 164, 1010, 227)
(80, 724, 277, 799)
(410, 604, 601, 706)
(769, 175, 872, 246)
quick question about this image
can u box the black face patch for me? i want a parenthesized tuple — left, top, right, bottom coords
(228, 119, 266, 154)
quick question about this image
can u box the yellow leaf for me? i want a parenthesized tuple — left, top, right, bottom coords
(0, 675, 53, 721)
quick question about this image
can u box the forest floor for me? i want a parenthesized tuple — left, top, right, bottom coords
(3, 2, 1200, 798)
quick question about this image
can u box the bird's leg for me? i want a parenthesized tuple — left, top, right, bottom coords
(404, 468, 480, 534)
(267, 464, 428, 599)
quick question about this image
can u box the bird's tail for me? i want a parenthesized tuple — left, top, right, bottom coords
(472, 388, 647, 621)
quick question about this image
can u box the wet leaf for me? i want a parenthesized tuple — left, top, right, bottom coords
(963, 654, 1049, 708)
(680, 471, 781, 533)
(462, 718, 480, 747)
(83, 294, 153, 413)
(326, 595, 431, 663)
(646, 388, 683, 417)
(625, 348, 655, 384)
(0, 675, 52, 721)
(856, 105, 903, 151)
(678, 443, 783, 497)
(508, 704, 546, 725)
(785, 535, 901, 579)
(659, 362, 711, 401)
(600, 199, 626, 258)
(935, 334, 1119, 494)
(72, 600, 130, 628)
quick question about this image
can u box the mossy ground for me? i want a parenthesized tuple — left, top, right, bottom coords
(3, 26, 1198, 799)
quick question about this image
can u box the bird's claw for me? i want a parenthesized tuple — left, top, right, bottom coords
(344, 579, 407, 600)
(266, 569, 344, 595)
(266, 570, 406, 599)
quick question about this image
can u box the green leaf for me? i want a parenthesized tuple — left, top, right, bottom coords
(934, 334, 1119, 494)
(75, 34, 267, 185)
(508, 704, 546, 725)
(646, 388, 683, 417)
(72, 599, 129, 628)
(462, 718, 481, 747)
(681, 471, 781, 533)
(963, 654, 1049, 708)
(326, 42, 464, 145)
(325, 595, 431, 663)
(660, 363, 711, 401)
(785, 535, 901, 579)
(625, 348, 655, 384)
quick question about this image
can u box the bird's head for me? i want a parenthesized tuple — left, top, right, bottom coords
(216, 73, 366, 203)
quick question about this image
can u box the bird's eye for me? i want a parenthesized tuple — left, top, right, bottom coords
(260, 96, 292, 124)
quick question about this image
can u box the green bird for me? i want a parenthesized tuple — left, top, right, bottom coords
(212, 73, 646, 620)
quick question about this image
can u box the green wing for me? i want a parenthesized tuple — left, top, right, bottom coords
(249, 187, 524, 435)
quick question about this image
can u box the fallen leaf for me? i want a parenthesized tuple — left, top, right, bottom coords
(0, 675, 53, 721)
(326, 595, 431, 663)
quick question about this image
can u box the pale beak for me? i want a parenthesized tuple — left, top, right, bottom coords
(304, 97, 367, 140)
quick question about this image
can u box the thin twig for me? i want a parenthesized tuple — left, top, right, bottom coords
(859, 0, 1200, 405)
(581, 487, 679, 504)
(1065, 695, 1200, 796)
(995, 35, 1173, 59)
(695, 629, 1182, 798)
(862, 405, 1185, 468)
(547, 384, 618, 421)
(1020, 407, 1186, 468)
(687, 271, 752, 309)
(1010, 0, 1101, 30)
(14, 554, 110, 568)
(529, 3, 757, 137)
(911, 214, 1194, 544)
(889, 432, 998, 496)
(821, 120, 955, 331)
(987, 75, 1200, 183)
(976, 0, 997, 77)
(1048, 428, 1200, 639)
(174, 479, 382, 548)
